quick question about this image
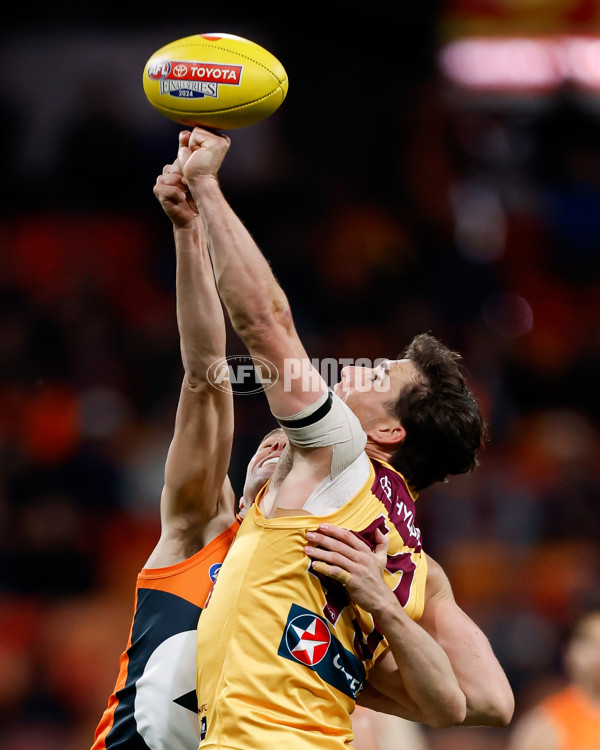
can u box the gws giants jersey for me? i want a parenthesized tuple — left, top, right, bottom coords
(195, 459, 426, 750)
(92, 521, 239, 750)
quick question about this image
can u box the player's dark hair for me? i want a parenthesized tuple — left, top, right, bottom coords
(387, 333, 487, 491)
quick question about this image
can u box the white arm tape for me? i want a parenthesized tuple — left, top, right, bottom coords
(273, 390, 367, 479)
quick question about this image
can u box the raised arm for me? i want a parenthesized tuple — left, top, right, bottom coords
(179, 128, 327, 419)
(179, 128, 367, 515)
(145, 160, 235, 567)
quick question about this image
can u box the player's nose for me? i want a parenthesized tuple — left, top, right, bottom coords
(340, 366, 355, 385)
(271, 435, 287, 452)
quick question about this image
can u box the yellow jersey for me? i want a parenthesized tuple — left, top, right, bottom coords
(196, 458, 427, 750)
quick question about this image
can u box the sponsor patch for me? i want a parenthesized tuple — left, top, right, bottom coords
(278, 603, 365, 700)
(147, 60, 243, 99)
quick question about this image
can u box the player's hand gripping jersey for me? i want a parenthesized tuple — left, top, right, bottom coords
(196, 392, 427, 750)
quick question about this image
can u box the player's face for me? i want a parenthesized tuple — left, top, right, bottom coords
(240, 429, 288, 512)
(334, 358, 419, 435)
(247, 429, 288, 480)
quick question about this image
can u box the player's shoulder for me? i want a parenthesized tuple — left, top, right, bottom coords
(143, 517, 239, 572)
(369, 458, 416, 503)
(368, 458, 422, 551)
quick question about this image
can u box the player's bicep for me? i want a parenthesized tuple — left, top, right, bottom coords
(247, 320, 327, 418)
(421, 554, 492, 669)
(246, 318, 366, 477)
(162, 379, 234, 524)
(421, 555, 514, 727)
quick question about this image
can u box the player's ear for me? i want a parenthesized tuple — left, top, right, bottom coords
(367, 422, 406, 448)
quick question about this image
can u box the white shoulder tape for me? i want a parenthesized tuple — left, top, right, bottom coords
(274, 390, 367, 478)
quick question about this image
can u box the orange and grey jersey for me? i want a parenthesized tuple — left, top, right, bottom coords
(540, 686, 600, 749)
(92, 522, 238, 750)
(195, 459, 426, 750)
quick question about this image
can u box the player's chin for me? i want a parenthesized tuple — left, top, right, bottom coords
(259, 465, 278, 482)
(249, 466, 274, 490)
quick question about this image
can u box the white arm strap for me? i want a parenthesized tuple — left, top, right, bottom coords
(274, 390, 367, 479)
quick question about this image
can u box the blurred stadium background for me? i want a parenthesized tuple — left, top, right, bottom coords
(1, 1, 600, 748)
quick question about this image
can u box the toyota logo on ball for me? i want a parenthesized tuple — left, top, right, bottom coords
(206, 355, 279, 395)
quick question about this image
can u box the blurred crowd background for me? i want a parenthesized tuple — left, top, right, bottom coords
(2, 1, 600, 749)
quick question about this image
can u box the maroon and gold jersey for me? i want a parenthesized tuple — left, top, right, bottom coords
(196, 459, 426, 750)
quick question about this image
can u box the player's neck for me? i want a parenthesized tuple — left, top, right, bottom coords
(365, 441, 393, 466)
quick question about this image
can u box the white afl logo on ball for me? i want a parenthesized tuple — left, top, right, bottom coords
(148, 60, 171, 80)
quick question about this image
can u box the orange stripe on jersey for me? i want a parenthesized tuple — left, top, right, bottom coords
(91, 589, 138, 750)
(91, 520, 239, 750)
(138, 522, 239, 608)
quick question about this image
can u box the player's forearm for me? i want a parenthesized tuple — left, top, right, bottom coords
(186, 175, 293, 348)
(174, 220, 226, 384)
(370, 589, 467, 728)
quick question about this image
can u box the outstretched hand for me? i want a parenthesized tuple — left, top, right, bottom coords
(305, 524, 393, 614)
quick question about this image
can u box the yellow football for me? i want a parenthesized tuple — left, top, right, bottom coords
(142, 33, 288, 130)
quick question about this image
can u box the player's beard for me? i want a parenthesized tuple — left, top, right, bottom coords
(269, 443, 293, 491)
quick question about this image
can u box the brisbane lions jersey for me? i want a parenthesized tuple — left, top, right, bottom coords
(92, 521, 239, 750)
(195, 459, 426, 750)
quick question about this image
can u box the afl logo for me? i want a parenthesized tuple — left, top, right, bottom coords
(148, 60, 172, 80)
(285, 613, 331, 666)
(208, 563, 222, 582)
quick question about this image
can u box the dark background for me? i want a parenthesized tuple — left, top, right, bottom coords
(1, 3, 600, 748)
